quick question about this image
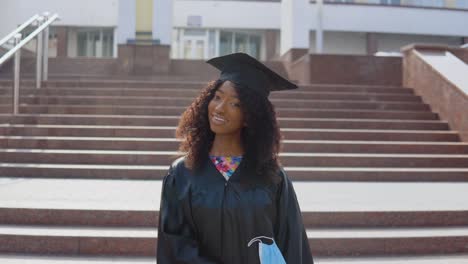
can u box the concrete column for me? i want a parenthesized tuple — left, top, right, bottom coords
(264, 29, 278, 60)
(280, 0, 310, 56)
(366, 33, 378, 55)
(315, 0, 323, 54)
(117, 0, 136, 45)
(153, 0, 173, 45)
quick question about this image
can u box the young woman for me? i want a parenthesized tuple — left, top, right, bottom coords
(157, 53, 314, 264)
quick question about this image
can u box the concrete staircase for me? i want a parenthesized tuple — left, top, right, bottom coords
(0, 78, 468, 263)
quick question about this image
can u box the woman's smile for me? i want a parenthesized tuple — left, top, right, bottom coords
(212, 114, 227, 125)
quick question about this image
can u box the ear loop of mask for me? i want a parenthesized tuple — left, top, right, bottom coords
(248, 236, 274, 263)
(247, 236, 274, 247)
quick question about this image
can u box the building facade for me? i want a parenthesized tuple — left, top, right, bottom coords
(1, 0, 467, 60)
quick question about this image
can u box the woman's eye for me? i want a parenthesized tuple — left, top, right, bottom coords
(231, 102, 241, 107)
(214, 95, 221, 100)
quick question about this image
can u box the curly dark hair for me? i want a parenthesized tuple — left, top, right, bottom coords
(175, 79, 283, 183)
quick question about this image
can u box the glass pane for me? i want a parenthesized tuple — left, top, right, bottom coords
(91, 32, 99, 57)
(77, 32, 87, 57)
(195, 40, 205, 59)
(208, 30, 216, 58)
(101, 30, 113, 57)
(235, 33, 248, 53)
(184, 40, 192, 58)
(184, 29, 206, 37)
(249, 35, 261, 59)
(220, 31, 233, 56)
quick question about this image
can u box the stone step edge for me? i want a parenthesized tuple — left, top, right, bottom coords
(2, 149, 468, 158)
(2, 136, 467, 145)
(0, 115, 447, 124)
(2, 225, 468, 238)
(0, 80, 409, 88)
(3, 90, 420, 97)
(0, 107, 432, 114)
(0, 254, 467, 264)
(2, 208, 468, 228)
(0, 124, 456, 133)
(2, 163, 468, 171)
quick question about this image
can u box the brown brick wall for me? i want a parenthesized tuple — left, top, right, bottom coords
(307, 54, 402, 85)
(403, 47, 468, 142)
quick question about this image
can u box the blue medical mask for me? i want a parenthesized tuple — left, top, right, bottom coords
(248, 236, 286, 264)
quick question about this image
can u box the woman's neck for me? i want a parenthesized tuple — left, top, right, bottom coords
(209, 133, 244, 156)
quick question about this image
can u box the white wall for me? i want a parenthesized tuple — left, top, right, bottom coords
(307, 31, 463, 55)
(172, 1, 468, 37)
(0, 0, 118, 38)
(117, 0, 136, 44)
(309, 31, 367, 55)
(321, 4, 468, 37)
(376, 34, 462, 52)
(173, 1, 281, 29)
(153, 0, 173, 45)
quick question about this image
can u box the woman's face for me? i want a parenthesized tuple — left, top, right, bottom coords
(208, 81, 245, 135)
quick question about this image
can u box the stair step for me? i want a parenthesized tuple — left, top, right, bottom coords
(1, 226, 468, 257)
(0, 109, 440, 119)
(1, 179, 468, 256)
(1, 149, 467, 167)
(307, 227, 468, 238)
(0, 124, 459, 141)
(0, 111, 439, 124)
(317, 255, 468, 264)
(0, 101, 432, 114)
(1, 164, 468, 181)
(2, 207, 468, 228)
(0, 227, 156, 256)
(11, 97, 427, 109)
(309, 233, 468, 256)
(1, 136, 466, 153)
(0, 86, 414, 98)
(0, 79, 411, 91)
(0, 85, 416, 95)
(1, 178, 467, 213)
(4, 92, 423, 103)
(0, 225, 156, 237)
(0, 115, 449, 130)
(0, 255, 155, 264)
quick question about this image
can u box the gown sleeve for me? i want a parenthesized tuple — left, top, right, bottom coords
(275, 168, 315, 264)
(157, 164, 219, 264)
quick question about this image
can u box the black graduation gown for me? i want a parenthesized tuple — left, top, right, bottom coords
(157, 156, 314, 264)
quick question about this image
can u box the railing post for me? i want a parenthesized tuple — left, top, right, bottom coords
(13, 33, 22, 115)
(42, 12, 50, 81)
(42, 12, 50, 82)
(35, 17, 44, 89)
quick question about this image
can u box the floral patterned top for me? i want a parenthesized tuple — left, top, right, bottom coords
(209, 155, 243, 181)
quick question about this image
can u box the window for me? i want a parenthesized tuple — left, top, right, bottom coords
(76, 28, 114, 58)
(235, 33, 249, 53)
(219, 31, 262, 59)
(380, 0, 401, 5)
(220, 31, 234, 56)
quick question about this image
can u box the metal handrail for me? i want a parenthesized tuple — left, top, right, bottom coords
(0, 14, 40, 48)
(0, 12, 59, 115)
(0, 14, 58, 65)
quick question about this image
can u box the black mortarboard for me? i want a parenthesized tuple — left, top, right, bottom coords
(206, 52, 298, 97)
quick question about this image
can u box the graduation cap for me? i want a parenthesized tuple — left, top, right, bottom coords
(206, 53, 298, 97)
